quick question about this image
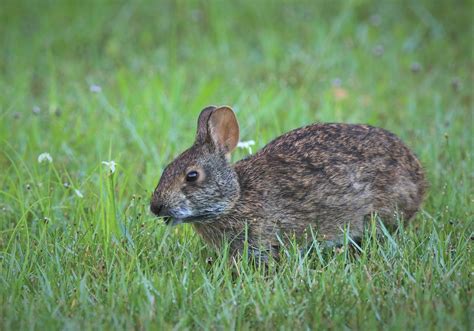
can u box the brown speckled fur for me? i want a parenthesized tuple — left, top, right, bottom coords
(151, 106, 427, 261)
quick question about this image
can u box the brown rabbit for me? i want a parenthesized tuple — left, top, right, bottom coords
(150, 106, 426, 261)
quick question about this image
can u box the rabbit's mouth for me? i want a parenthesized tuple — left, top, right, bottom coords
(164, 217, 183, 226)
(164, 214, 212, 226)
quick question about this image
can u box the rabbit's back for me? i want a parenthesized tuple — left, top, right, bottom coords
(232, 123, 426, 243)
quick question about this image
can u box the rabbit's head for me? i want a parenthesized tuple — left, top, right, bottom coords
(150, 106, 241, 225)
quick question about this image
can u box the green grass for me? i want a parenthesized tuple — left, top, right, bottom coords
(0, 0, 472, 329)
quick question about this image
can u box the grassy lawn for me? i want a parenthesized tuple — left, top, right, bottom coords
(0, 0, 472, 329)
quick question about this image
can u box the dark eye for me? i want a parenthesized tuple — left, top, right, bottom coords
(186, 170, 199, 182)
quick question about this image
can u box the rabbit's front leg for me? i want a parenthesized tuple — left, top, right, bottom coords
(229, 240, 278, 266)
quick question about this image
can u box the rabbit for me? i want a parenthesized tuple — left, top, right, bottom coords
(150, 105, 427, 261)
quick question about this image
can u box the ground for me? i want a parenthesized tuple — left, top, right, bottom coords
(0, 0, 472, 329)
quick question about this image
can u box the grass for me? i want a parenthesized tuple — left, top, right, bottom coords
(0, 0, 472, 329)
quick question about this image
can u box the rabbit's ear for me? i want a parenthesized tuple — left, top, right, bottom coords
(208, 106, 240, 155)
(196, 106, 217, 144)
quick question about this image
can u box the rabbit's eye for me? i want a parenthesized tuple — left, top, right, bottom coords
(186, 170, 199, 182)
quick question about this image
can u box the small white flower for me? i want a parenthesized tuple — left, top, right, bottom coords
(102, 160, 116, 174)
(90, 84, 102, 93)
(74, 189, 84, 198)
(237, 140, 256, 154)
(37, 152, 53, 163)
(332, 78, 342, 87)
(32, 106, 41, 114)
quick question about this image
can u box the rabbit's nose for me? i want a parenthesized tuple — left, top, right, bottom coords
(150, 201, 163, 216)
(150, 195, 168, 216)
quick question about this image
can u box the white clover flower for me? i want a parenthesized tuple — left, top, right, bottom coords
(90, 84, 102, 93)
(32, 106, 41, 114)
(37, 152, 53, 163)
(74, 189, 84, 198)
(102, 160, 116, 174)
(237, 140, 256, 154)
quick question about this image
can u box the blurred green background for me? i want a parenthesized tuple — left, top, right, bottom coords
(0, 0, 472, 329)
